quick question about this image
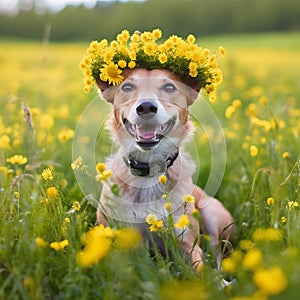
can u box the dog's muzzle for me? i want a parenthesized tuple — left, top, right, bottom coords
(122, 114, 176, 150)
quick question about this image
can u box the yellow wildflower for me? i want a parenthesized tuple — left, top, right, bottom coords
(182, 194, 195, 203)
(222, 257, 236, 273)
(0, 134, 10, 149)
(6, 154, 27, 165)
(288, 201, 299, 208)
(35, 237, 48, 248)
(239, 239, 255, 251)
(50, 239, 69, 251)
(40, 114, 54, 130)
(174, 214, 190, 228)
(95, 169, 112, 182)
(253, 266, 288, 296)
(242, 248, 263, 270)
(72, 201, 81, 211)
(46, 186, 59, 199)
(118, 60, 127, 68)
(266, 197, 275, 206)
(128, 61, 136, 69)
(100, 62, 123, 85)
(42, 168, 54, 181)
(282, 151, 290, 159)
(158, 174, 167, 184)
(158, 53, 167, 64)
(281, 216, 287, 223)
(163, 202, 172, 211)
(114, 228, 141, 249)
(71, 156, 83, 170)
(219, 46, 226, 56)
(96, 162, 106, 173)
(249, 145, 258, 157)
(146, 214, 156, 225)
(146, 214, 164, 232)
(252, 228, 282, 242)
(58, 128, 74, 143)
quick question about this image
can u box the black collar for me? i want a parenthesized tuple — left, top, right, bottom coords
(123, 151, 179, 177)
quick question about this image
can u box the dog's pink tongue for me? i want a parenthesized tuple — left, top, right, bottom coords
(139, 131, 156, 140)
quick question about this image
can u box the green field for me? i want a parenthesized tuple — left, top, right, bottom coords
(0, 31, 300, 299)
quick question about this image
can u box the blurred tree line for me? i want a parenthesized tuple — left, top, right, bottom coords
(0, 0, 299, 41)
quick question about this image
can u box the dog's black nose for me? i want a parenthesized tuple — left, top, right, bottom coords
(136, 101, 158, 116)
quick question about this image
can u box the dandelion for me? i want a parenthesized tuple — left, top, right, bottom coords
(42, 168, 54, 181)
(242, 247, 263, 270)
(50, 239, 69, 251)
(46, 186, 59, 199)
(114, 228, 141, 249)
(72, 201, 81, 211)
(6, 154, 27, 165)
(35, 237, 48, 248)
(100, 62, 123, 85)
(0, 134, 10, 149)
(174, 214, 190, 228)
(266, 197, 275, 206)
(282, 151, 290, 159)
(163, 202, 172, 211)
(288, 201, 299, 208)
(249, 145, 258, 157)
(280, 216, 287, 223)
(158, 174, 167, 184)
(95, 169, 112, 182)
(58, 128, 74, 143)
(146, 214, 164, 232)
(253, 266, 288, 296)
(252, 228, 282, 242)
(182, 194, 195, 203)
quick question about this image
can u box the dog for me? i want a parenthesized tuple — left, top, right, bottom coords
(95, 68, 234, 269)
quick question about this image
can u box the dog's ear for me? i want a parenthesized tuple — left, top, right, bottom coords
(184, 81, 201, 106)
(95, 79, 116, 104)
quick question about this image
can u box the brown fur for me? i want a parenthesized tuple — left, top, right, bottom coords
(96, 68, 234, 269)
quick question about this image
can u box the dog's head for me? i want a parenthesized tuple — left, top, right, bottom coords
(97, 68, 200, 153)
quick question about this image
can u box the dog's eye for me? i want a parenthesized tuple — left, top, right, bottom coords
(163, 83, 176, 93)
(121, 83, 134, 92)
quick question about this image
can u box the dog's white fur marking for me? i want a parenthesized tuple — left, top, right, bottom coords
(96, 68, 234, 268)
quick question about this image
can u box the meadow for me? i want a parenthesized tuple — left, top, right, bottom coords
(0, 31, 300, 299)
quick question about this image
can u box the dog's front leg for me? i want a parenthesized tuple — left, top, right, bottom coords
(175, 219, 203, 270)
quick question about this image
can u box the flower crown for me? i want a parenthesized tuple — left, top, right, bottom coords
(80, 29, 225, 100)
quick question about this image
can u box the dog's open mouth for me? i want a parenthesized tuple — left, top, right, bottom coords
(123, 117, 176, 149)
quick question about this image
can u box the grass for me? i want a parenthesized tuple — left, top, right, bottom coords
(0, 31, 300, 299)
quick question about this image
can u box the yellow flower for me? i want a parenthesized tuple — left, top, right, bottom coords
(222, 257, 236, 273)
(71, 156, 83, 170)
(96, 162, 106, 173)
(158, 53, 167, 64)
(149, 220, 164, 232)
(239, 239, 255, 251)
(100, 62, 123, 85)
(249, 145, 258, 157)
(288, 201, 299, 208)
(118, 60, 127, 68)
(152, 28, 162, 39)
(0, 134, 10, 149)
(219, 46, 226, 56)
(242, 248, 263, 270)
(158, 174, 167, 184)
(46, 186, 59, 199)
(114, 228, 141, 249)
(40, 114, 54, 130)
(162, 194, 167, 200)
(281, 216, 287, 223)
(72, 201, 81, 211)
(6, 154, 27, 165)
(35, 237, 48, 248)
(174, 214, 190, 228)
(163, 202, 172, 211)
(42, 168, 54, 181)
(146, 214, 164, 232)
(146, 214, 157, 224)
(252, 228, 282, 242)
(266, 197, 275, 206)
(95, 169, 112, 182)
(282, 151, 290, 159)
(182, 194, 194, 203)
(50, 239, 69, 251)
(253, 266, 288, 296)
(58, 128, 74, 143)
(187, 34, 196, 44)
(128, 61, 136, 68)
